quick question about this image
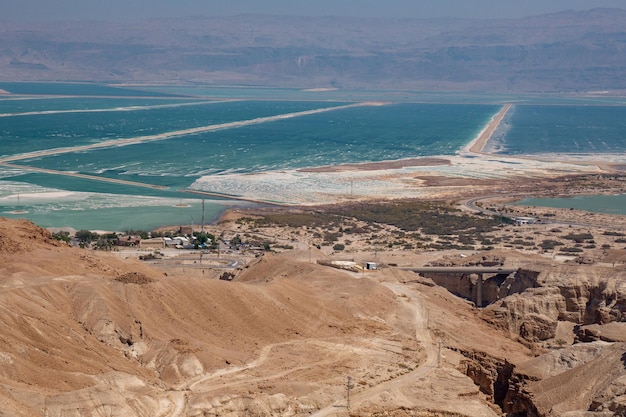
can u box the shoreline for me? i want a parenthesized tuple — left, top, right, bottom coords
(4, 96, 626, 232)
(297, 157, 451, 173)
(465, 104, 511, 154)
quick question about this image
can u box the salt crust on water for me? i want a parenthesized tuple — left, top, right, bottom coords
(191, 153, 605, 205)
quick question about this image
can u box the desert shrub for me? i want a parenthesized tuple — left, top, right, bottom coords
(603, 231, 625, 236)
(333, 244, 345, 251)
(562, 233, 594, 242)
(272, 244, 293, 250)
(560, 247, 584, 253)
(540, 239, 564, 250)
(323, 231, 341, 243)
(329, 201, 502, 236)
(255, 212, 341, 228)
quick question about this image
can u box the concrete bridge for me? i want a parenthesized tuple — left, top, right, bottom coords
(398, 266, 518, 307)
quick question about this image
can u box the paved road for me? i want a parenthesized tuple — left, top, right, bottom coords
(461, 193, 616, 230)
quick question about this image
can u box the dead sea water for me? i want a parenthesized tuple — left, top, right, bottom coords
(1, 83, 625, 230)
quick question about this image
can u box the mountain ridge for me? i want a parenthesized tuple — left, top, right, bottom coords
(1, 8, 626, 92)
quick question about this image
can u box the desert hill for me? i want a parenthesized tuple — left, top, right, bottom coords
(0, 217, 624, 416)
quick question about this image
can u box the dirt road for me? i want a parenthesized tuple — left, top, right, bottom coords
(310, 279, 438, 416)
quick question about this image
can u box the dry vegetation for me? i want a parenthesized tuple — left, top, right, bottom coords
(216, 197, 626, 267)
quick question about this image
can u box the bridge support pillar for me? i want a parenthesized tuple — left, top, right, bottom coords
(476, 273, 483, 308)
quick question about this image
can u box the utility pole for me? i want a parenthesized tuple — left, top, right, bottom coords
(201, 198, 205, 233)
(346, 375, 354, 411)
(437, 340, 443, 368)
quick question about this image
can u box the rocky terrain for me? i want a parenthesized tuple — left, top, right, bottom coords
(0, 202, 625, 416)
(2, 8, 626, 92)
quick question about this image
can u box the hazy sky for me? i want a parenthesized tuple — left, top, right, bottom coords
(4, 0, 626, 22)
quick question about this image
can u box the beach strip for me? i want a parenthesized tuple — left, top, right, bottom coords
(467, 104, 511, 154)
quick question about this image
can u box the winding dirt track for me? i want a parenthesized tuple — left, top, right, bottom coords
(310, 279, 438, 416)
(152, 268, 437, 417)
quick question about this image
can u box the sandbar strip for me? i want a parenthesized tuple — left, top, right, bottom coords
(0, 100, 226, 118)
(0, 162, 168, 190)
(299, 157, 450, 173)
(182, 189, 289, 206)
(467, 104, 511, 154)
(0, 102, 382, 164)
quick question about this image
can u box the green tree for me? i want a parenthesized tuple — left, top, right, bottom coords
(52, 231, 71, 243)
(231, 234, 242, 247)
(126, 229, 149, 239)
(75, 229, 97, 243)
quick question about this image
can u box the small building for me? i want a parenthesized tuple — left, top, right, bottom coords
(179, 226, 193, 235)
(139, 237, 165, 249)
(115, 236, 141, 247)
(164, 236, 190, 248)
(512, 216, 537, 225)
(366, 262, 377, 270)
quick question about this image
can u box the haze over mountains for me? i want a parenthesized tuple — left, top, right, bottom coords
(1, 8, 626, 92)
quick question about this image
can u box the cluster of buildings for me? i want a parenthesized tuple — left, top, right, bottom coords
(138, 236, 192, 249)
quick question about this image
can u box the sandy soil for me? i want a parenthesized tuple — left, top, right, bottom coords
(0, 218, 516, 416)
(2, 193, 626, 417)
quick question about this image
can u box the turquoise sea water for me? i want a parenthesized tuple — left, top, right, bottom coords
(13, 103, 495, 179)
(515, 194, 626, 216)
(1, 83, 626, 231)
(488, 105, 626, 154)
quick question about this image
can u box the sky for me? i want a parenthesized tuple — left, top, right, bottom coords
(4, 0, 626, 22)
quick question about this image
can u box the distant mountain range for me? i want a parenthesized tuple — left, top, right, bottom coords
(1, 8, 626, 93)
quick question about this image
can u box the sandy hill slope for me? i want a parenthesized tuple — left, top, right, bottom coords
(0, 217, 624, 416)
